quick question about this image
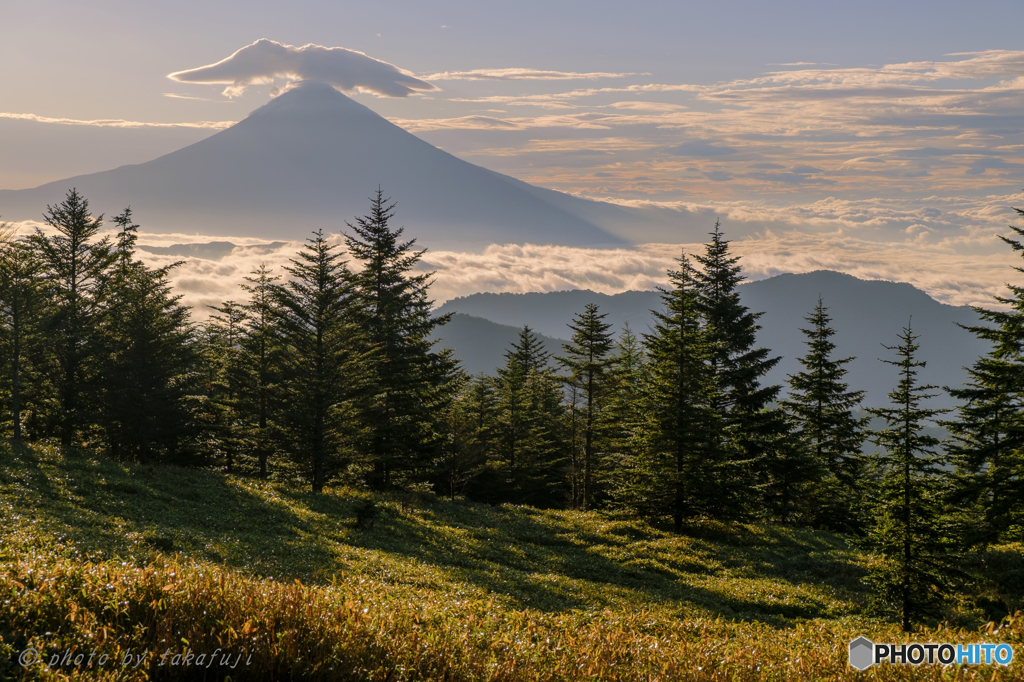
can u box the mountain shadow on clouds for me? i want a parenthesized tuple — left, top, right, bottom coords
(0, 81, 685, 248)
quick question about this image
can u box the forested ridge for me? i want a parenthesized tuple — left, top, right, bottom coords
(1, 187, 1023, 631)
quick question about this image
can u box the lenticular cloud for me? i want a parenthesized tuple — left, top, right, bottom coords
(167, 39, 437, 98)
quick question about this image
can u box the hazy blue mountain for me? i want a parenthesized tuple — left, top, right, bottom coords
(430, 313, 567, 376)
(435, 270, 991, 407)
(0, 81, 684, 248)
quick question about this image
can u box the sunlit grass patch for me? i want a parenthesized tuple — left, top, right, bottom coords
(1, 444, 1021, 680)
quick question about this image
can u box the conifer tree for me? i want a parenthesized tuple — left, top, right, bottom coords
(942, 210, 1024, 546)
(432, 370, 493, 500)
(783, 298, 868, 529)
(345, 190, 455, 489)
(206, 300, 246, 472)
(30, 189, 115, 449)
(640, 254, 715, 530)
(97, 207, 200, 463)
(603, 324, 651, 513)
(495, 326, 567, 505)
(692, 222, 782, 518)
(275, 230, 362, 493)
(864, 323, 954, 631)
(558, 303, 614, 509)
(0, 225, 43, 443)
(237, 263, 284, 479)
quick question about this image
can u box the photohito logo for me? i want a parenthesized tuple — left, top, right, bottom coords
(848, 637, 1013, 670)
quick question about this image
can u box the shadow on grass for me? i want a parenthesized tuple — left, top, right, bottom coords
(0, 445, 869, 627)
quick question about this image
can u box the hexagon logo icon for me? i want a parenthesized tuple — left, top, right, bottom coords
(849, 637, 874, 671)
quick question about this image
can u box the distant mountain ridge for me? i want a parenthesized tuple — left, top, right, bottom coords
(0, 81, 678, 248)
(433, 270, 990, 408)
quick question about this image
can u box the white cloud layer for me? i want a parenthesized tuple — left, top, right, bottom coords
(0, 112, 234, 130)
(9, 213, 1017, 320)
(167, 39, 438, 98)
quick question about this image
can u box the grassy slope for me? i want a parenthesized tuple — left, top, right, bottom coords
(0, 445, 1020, 681)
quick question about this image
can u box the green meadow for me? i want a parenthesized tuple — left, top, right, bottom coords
(1, 444, 1020, 681)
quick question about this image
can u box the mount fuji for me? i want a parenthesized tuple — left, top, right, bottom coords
(0, 81, 674, 248)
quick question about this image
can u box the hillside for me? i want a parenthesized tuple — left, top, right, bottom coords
(430, 313, 567, 376)
(2, 445, 1021, 680)
(435, 271, 989, 407)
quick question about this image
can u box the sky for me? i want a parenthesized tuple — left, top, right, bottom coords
(3, 0, 1024, 310)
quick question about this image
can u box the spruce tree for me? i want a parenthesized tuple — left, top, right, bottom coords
(97, 207, 200, 463)
(641, 254, 715, 530)
(604, 324, 651, 514)
(495, 326, 567, 505)
(0, 225, 44, 443)
(692, 222, 782, 518)
(783, 297, 868, 530)
(275, 230, 362, 493)
(345, 190, 455, 489)
(558, 303, 614, 510)
(30, 189, 114, 449)
(943, 211, 1024, 546)
(206, 300, 246, 472)
(237, 264, 284, 479)
(864, 323, 954, 631)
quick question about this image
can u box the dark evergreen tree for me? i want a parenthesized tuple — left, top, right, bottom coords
(236, 261, 284, 477)
(275, 230, 362, 493)
(495, 326, 568, 505)
(432, 370, 492, 500)
(0, 226, 45, 443)
(692, 222, 782, 518)
(639, 254, 715, 530)
(943, 211, 1024, 546)
(345, 190, 455, 489)
(863, 323, 955, 631)
(96, 207, 200, 463)
(558, 303, 614, 509)
(603, 324, 651, 513)
(451, 374, 504, 502)
(783, 297, 868, 529)
(30, 189, 114, 449)
(206, 300, 246, 472)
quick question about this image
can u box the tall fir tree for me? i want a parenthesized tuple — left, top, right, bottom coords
(237, 263, 284, 479)
(96, 207, 200, 463)
(864, 323, 955, 631)
(495, 326, 568, 505)
(345, 190, 455, 489)
(604, 324, 651, 515)
(692, 222, 782, 518)
(0, 226, 44, 443)
(558, 303, 614, 510)
(275, 230, 362, 493)
(783, 297, 868, 530)
(943, 210, 1024, 547)
(206, 300, 246, 472)
(640, 254, 716, 530)
(30, 189, 115, 449)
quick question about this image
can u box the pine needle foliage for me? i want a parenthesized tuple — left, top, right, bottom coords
(783, 297, 868, 530)
(863, 323, 955, 631)
(692, 222, 782, 519)
(641, 253, 716, 530)
(275, 230, 363, 493)
(944, 210, 1024, 547)
(29, 189, 115, 450)
(96, 207, 200, 464)
(345, 189, 455, 490)
(558, 303, 615, 510)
